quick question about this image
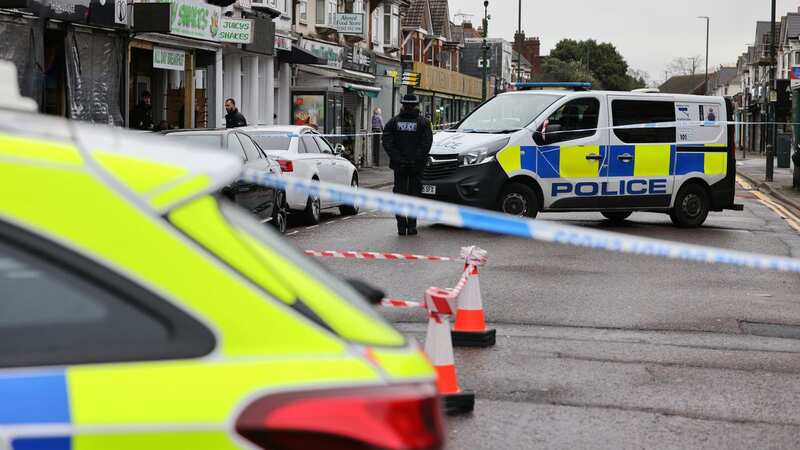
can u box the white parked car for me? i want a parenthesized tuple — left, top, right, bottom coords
(245, 125, 359, 224)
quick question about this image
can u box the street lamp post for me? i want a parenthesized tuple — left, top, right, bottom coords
(697, 16, 710, 95)
(516, 0, 522, 83)
(482, 1, 489, 101)
(767, 0, 776, 182)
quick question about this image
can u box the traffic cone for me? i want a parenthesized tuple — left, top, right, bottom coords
(452, 263, 496, 347)
(424, 287, 475, 415)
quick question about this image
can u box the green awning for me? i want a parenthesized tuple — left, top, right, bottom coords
(344, 83, 380, 98)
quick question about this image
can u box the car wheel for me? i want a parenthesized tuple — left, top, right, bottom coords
(302, 183, 321, 225)
(499, 182, 539, 218)
(271, 190, 288, 234)
(601, 211, 633, 224)
(670, 184, 709, 228)
(339, 176, 360, 216)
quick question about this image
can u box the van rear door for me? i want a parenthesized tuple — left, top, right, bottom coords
(605, 96, 676, 209)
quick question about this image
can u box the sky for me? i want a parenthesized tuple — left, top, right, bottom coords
(448, 0, 800, 85)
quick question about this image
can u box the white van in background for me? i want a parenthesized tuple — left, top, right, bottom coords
(422, 83, 742, 228)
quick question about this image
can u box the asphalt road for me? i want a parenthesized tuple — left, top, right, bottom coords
(285, 182, 800, 449)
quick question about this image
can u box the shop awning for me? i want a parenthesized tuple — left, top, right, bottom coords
(277, 45, 327, 65)
(344, 83, 381, 98)
(342, 69, 376, 83)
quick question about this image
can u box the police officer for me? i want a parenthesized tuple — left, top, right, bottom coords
(382, 94, 433, 236)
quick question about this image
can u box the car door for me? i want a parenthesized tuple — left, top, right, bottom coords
(298, 134, 334, 207)
(315, 135, 350, 185)
(236, 133, 277, 222)
(534, 95, 609, 210)
(606, 96, 676, 209)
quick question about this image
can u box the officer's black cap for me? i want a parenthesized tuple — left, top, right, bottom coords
(400, 94, 420, 105)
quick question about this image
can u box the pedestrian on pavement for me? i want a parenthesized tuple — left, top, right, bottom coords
(382, 94, 433, 236)
(371, 107, 384, 166)
(225, 98, 247, 128)
(132, 91, 153, 131)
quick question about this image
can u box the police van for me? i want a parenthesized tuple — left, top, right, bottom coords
(422, 83, 741, 227)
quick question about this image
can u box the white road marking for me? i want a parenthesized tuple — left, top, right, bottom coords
(342, 216, 352, 220)
(286, 231, 298, 236)
(305, 225, 318, 230)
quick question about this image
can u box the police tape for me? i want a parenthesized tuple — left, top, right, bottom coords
(241, 171, 800, 274)
(304, 249, 460, 262)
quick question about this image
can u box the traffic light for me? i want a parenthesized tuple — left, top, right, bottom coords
(402, 72, 420, 87)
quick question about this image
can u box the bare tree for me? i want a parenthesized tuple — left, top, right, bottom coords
(667, 56, 704, 76)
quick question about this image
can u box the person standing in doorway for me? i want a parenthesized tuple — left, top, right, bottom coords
(225, 98, 247, 128)
(371, 107, 384, 166)
(132, 91, 153, 131)
(382, 94, 433, 236)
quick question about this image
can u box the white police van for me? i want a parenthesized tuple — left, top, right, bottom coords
(422, 83, 742, 227)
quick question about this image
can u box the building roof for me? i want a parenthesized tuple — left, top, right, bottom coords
(658, 74, 707, 95)
(755, 20, 772, 46)
(449, 21, 464, 44)
(402, 0, 432, 33)
(461, 21, 481, 39)
(785, 13, 800, 40)
(709, 67, 737, 91)
(511, 51, 532, 68)
(428, 0, 451, 39)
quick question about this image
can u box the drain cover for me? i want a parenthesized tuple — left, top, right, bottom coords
(740, 321, 800, 339)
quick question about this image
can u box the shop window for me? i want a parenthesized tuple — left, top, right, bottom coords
(611, 100, 676, 144)
(316, 0, 337, 25)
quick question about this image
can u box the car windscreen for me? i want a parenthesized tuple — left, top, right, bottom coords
(250, 133, 293, 151)
(164, 134, 223, 148)
(457, 94, 562, 133)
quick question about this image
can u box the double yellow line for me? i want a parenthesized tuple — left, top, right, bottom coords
(737, 176, 800, 233)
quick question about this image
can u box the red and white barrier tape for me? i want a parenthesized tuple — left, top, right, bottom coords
(305, 250, 459, 262)
(380, 298, 424, 309)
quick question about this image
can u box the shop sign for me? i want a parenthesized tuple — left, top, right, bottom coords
(115, 0, 127, 25)
(275, 34, 292, 51)
(153, 46, 186, 71)
(160, 0, 222, 41)
(300, 39, 342, 69)
(334, 13, 363, 35)
(219, 18, 253, 44)
(791, 66, 800, 89)
(25, 0, 129, 28)
(343, 46, 373, 73)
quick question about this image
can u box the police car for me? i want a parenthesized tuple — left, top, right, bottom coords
(0, 62, 443, 450)
(422, 83, 741, 227)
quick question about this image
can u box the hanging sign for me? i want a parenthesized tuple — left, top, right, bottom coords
(160, 0, 222, 41)
(153, 46, 186, 71)
(219, 18, 253, 44)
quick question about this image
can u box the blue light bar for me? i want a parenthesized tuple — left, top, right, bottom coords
(514, 82, 593, 91)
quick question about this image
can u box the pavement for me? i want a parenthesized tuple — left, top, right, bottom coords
(736, 151, 800, 214)
(358, 166, 394, 189)
(284, 179, 800, 449)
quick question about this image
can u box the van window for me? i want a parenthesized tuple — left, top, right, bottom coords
(543, 98, 600, 144)
(611, 100, 676, 143)
(457, 93, 561, 133)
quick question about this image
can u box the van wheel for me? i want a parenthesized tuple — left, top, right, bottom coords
(670, 184, 709, 228)
(601, 211, 633, 223)
(339, 176, 360, 216)
(499, 182, 539, 218)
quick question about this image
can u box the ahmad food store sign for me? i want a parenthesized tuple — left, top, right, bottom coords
(154, 0, 253, 43)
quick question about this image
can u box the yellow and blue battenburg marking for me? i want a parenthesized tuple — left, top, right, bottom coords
(0, 371, 71, 449)
(498, 144, 727, 179)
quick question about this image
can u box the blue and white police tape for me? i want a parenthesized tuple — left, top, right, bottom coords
(241, 171, 800, 274)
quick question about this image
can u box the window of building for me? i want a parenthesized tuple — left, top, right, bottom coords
(383, 4, 399, 47)
(404, 34, 414, 59)
(371, 5, 380, 45)
(795, 51, 800, 65)
(611, 100, 676, 144)
(316, 0, 337, 24)
(298, 0, 308, 23)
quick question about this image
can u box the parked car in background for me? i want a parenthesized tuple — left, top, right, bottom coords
(244, 125, 359, 224)
(162, 128, 288, 233)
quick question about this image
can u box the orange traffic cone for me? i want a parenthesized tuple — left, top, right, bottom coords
(424, 287, 475, 415)
(452, 263, 496, 347)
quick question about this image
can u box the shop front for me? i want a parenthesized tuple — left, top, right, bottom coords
(1, 0, 128, 124)
(410, 61, 482, 126)
(293, 38, 379, 166)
